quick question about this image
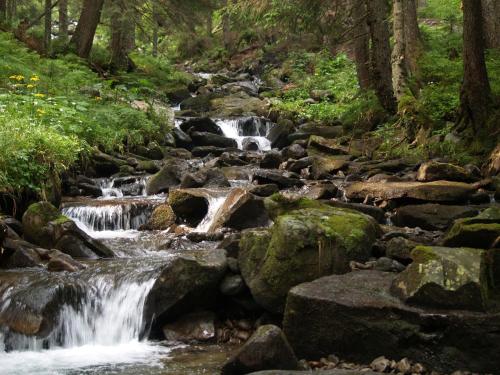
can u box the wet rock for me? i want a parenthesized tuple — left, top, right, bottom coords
(162, 311, 216, 342)
(385, 236, 419, 263)
(192, 146, 230, 157)
(165, 86, 192, 104)
(180, 117, 223, 135)
(221, 325, 300, 375)
(144, 248, 227, 329)
(242, 138, 259, 151)
(310, 155, 350, 179)
(0, 240, 42, 268)
(219, 233, 241, 258)
(77, 182, 102, 198)
(249, 184, 280, 197)
(286, 157, 314, 173)
(223, 81, 259, 96)
(417, 161, 471, 182)
(91, 150, 128, 177)
(180, 168, 231, 189)
(220, 274, 246, 296)
(141, 204, 176, 231)
(172, 128, 193, 150)
(146, 158, 190, 195)
(22, 202, 114, 258)
(163, 132, 176, 148)
(267, 119, 295, 149)
(47, 250, 86, 273)
(283, 270, 500, 373)
(393, 204, 479, 231)
(443, 207, 500, 249)
(209, 189, 270, 232)
(210, 92, 268, 118)
(288, 123, 344, 142)
(345, 181, 476, 204)
(168, 189, 210, 227)
(240, 199, 380, 313)
(283, 144, 306, 160)
(253, 170, 303, 189)
(186, 232, 224, 242)
(180, 92, 222, 113)
(191, 131, 238, 149)
(373, 257, 406, 272)
(260, 150, 283, 169)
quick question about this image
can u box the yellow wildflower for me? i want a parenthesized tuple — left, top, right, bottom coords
(36, 108, 46, 115)
(34, 93, 46, 98)
(30, 75, 40, 82)
(27, 84, 36, 89)
(95, 96, 102, 101)
(9, 75, 24, 81)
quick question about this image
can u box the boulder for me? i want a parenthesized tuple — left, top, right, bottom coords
(327, 201, 385, 223)
(180, 117, 223, 135)
(283, 144, 306, 160)
(285, 157, 314, 173)
(385, 237, 419, 262)
(192, 146, 230, 157)
(345, 181, 476, 204)
(46, 249, 86, 273)
(191, 131, 238, 149)
(393, 204, 479, 231)
(310, 155, 350, 179)
(252, 170, 303, 189)
(162, 311, 216, 342)
(443, 207, 500, 249)
(242, 138, 259, 151)
(220, 274, 246, 296)
(308, 136, 349, 156)
(221, 325, 300, 375)
(91, 150, 128, 177)
(141, 204, 176, 231)
(210, 92, 268, 118)
(239, 199, 380, 313)
(180, 92, 222, 114)
(22, 202, 114, 258)
(260, 150, 283, 169)
(165, 86, 192, 104)
(283, 270, 500, 373)
(267, 119, 295, 149)
(144, 248, 227, 330)
(417, 161, 471, 182)
(180, 168, 231, 189)
(250, 184, 280, 197)
(172, 128, 193, 149)
(168, 189, 211, 227)
(209, 189, 269, 232)
(0, 240, 42, 268)
(146, 158, 190, 195)
(222, 81, 259, 96)
(391, 246, 493, 310)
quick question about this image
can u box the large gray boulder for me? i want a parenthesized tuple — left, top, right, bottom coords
(283, 271, 500, 373)
(146, 158, 190, 195)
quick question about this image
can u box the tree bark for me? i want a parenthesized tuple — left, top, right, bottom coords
(392, 0, 407, 100)
(458, 0, 491, 130)
(482, 0, 499, 48)
(366, 0, 396, 112)
(110, 0, 135, 71)
(58, 0, 68, 40)
(70, 0, 105, 59)
(350, 0, 371, 90)
(0, 0, 6, 22)
(44, 0, 52, 54)
(404, 0, 421, 75)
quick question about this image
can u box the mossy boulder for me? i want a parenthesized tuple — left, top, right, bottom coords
(239, 200, 380, 313)
(307, 136, 349, 156)
(142, 204, 176, 231)
(443, 207, 500, 249)
(22, 202, 71, 248)
(391, 246, 492, 311)
(22, 202, 114, 258)
(417, 161, 471, 182)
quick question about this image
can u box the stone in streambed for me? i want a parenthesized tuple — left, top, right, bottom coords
(220, 274, 246, 296)
(417, 161, 472, 182)
(141, 204, 176, 231)
(393, 204, 479, 231)
(180, 168, 230, 189)
(191, 131, 238, 149)
(252, 170, 303, 189)
(240, 197, 380, 313)
(443, 207, 500, 249)
(345, 181, 476, 204)
(162, 311, 216, 343)
(180, 117, 223, 135)
(146, 158, 190, 195)
(283, 270, 500, 373)
(168, 189, 210, 227)
(391, 246, 493, 311)
(260, 150, 283, 169)
(144, 248, 227, 330)
(221, 325, 300, 375)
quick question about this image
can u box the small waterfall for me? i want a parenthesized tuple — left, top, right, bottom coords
(196, 196, 227, 233)
(216, 117, 273, 151)
(62, 202, 155, 233)
(96, 176, 149, 199)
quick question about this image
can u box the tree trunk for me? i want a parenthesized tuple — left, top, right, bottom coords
(482, 0, 499, 48)
(0, 0, 6, 22)
(44, 0, 52, 54)
(366, 0, 396, 112)
(458, 0, 491, 130)
(350, 0, 371, 90)
(222, 0, 231, 51)
(206, 12, 213, 36)
(70, 0, 105, 59)
(110, 1, 135, 71)
(404, 0, 422, 75)
(392, 0, 407, 100)
(58, 0, 68, 40)
(6, 0, 16, 22)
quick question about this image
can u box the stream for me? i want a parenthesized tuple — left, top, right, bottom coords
(0, 92, 274, 374)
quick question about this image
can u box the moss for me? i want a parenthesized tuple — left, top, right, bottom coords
(264, 193, 331, 219)
(52, 215, 71, 225)
(25, 202, 60, 222)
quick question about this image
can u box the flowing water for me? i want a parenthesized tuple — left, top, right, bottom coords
(216, 117, 273, 151)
